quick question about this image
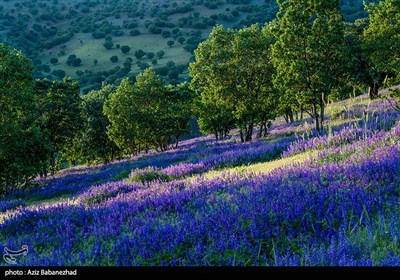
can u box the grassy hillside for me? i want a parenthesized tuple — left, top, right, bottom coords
(1, 89, 399, 265)
(0, 0, 380, 92)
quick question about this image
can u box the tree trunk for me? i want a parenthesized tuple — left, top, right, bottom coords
(313, 103, 320, 131)
(50, 150, 56, 174)
(320, 94, 325, 131)
(369, 83, 379, 100)
(175, 135, 180, 149)
(214, 130, 218, 140)
(264, 120, 271, 137)
(320, 105, 324, 131)
(283, 114, 288, 124)
(240, 130, 244, 143)
(257, 122, 264, 138)
(288, 109, 294, 123)
(224, 128, 229, 138)
(245, 124, 253, 142)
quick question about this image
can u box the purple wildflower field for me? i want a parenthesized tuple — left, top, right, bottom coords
(1, 98, 400, 266)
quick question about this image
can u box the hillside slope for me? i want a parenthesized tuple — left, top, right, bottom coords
(1, 89, 399, 266)
(0, 0, 380, 92)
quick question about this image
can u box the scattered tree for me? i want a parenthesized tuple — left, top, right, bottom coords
(134, 49, 146, 60)
(157, 50, 165, 59)
(121, 45, 131, 54)
(103, 40, 113, 50)
(146, 52, 155, 59)
(110, 55, 119, 63)
(178, 36, 186, 44)
(50, 57, 58, 65)
(167, 40, 175, 48)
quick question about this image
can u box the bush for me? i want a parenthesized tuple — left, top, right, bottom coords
(129, 29, 141, 36)
(50, 58, 58, 65)
(121, 45, 131, 54)
(167, 40, 175, 47)
(178, 37, 186, 44)
(110, 55, 118, 63)
(138, 61, 150, 70)
(134, 49, 146, 60)
(103, 40, 113, 50)
(67, 54, 82, 67)
(146, 52, 155, 59)
(128, 167, 170, 184)
(157, 50, 165, 59)
(52, 69, 66, 79)
(92, 31, 106, 39)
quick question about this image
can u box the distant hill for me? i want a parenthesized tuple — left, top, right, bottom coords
(0, 0, 380, 92)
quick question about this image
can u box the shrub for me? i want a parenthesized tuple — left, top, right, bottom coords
(110, 55, 118, 63)
(157, 50, 165, 59)
(128, 167, 170, 184)
(130, 29, 141, 36)
(50, 58, 58, 65)
(121, 45, 131, 54)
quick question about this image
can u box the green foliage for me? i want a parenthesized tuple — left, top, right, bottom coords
(190, 24, 277, 141)
(128, 168, 170, 184)
(121, 45, 131, 54)
(363, 0, 400, 74)
(52, 69, 66, 79)
(0, 44, 49, 194)
(272, 0, 346, 131)
(129, 29, 141, 36)
(34, 78, 82, 173)
(66, 54, 82, 67)
(103, 40, 113, 50)
(110, 55, 118, 63)
(343, 19, 386, 99)
(68, 84, 121, 165)
(157, 50, 165, 59)
(0, 0, 378, 88)
(164, 82, 197, 147)
(50, 58, 58, 65)
(104, 78, 139, 154)
(113, 170, 130, 181)
(167, 40, 175, 47)
(134, 49, 146, 60)
(104, 68, 195, 153)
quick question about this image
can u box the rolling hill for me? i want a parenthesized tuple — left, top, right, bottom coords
(1, 88, 400, 265)
(0, 0, 380, 92)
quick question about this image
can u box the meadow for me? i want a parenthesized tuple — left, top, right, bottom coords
(1, 94, 400, 266)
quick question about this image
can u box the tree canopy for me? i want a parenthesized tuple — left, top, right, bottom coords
(190, 24, 278, 141)
(363, 0, 400, 74)
(34, 78, 82, 173)
(271, 0, 346, 131)
(0, 44, 49, 193)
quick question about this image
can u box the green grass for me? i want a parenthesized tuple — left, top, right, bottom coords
(25, 193, 73, 207)
(202, 151, 316, 179)
(32, 0, 252, 85)
(44, 32, 193, 77)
